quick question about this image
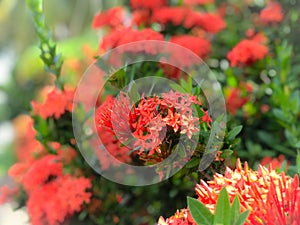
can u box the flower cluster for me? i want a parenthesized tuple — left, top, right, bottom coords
(158, 159, 300, 225)
(96, 91, 211, 163)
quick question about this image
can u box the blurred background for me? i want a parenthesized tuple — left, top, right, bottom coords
(0, 0, 299, 224)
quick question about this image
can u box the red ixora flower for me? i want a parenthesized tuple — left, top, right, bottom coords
(9, 154, 92, 225)
(96, 91, 209, 158)
(100, 28, 164, 53)
(27, 175, 91, 225)
(259, 2, 284, 24)
(152, 7, 190, 26)
(158, 208, 195, 225)
(184, 12, 226, 34)
(227, 39, 268, 67)
(31, 87, 74, 119)
(170, 35, 211, 65)
(195, 159, 300, 225)
(130, 0, 167, 10)
(92, 7, 126, 29)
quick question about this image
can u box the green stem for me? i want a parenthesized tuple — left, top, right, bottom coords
(26, 0, 64, 90)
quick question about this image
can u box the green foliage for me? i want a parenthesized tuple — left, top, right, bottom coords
(26, 0, 64, 89)
(188, 188, 250, 225)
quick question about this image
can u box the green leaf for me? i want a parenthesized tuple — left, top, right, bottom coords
(227, 125, 243, 141)
(231, 196, 240, 225)
(234, 210, 250, 225)
(187, 197, 214, 225)
(185, 157, 200, 169)
(214, 188, 231, 225)
(220, 149, 233, 159)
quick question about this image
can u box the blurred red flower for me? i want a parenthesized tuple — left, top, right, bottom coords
(31, 87, 74, 119)
(185, 12, 226, 34)
(170, 35, 211, 60)
(259, 2, 283, 24)
(92, 7, 126, 29)
(130, 0, 167, 10)
(27, 175, 91, 225)
(260, 154, 289, 171)
(100, 28, 164, 53)
(227, 39, 268, 67)
(152, 7, 190, 26)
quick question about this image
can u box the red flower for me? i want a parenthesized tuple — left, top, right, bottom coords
(92, 7, 126, 29)
(32, 87, 74, 119)
(260, 2, 283, 24)
(152, 7, 190, 26)
(130, 0, 167, 10)
(170, 35, 211, 62)
(260, 154, 289, 171)
(227, 39, 268, 67)
(132, 9, 152, 26)
(185, 12, 226, 34)
(195, 159, 300, 225)
(22, 155, 63, 193)
(27, 175, 91, 225)
(100, 28, 164, 53)
(158, 209, 196, 225)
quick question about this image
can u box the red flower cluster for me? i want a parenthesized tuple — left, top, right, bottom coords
(259, 2, 283, 24)
(260, 154, 289, 171)
(185, 12, 226, 34)
(32, 87, 74, 119)
(100, 28, 164, 52)
(158, 209, 195, 225)
(227, 39, 268, 67)
(130, 0, 167, 10)
(195, 159, 300, 225)
(9, 155, 91, 225)
(92, 7, 126, 29)
(152, 7, 226, 34)
(152, 7, 190, 26)
(170, 35, 211, 60)
(96, 91, 210, 159)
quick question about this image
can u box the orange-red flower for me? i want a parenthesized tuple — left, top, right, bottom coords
(31, 87, 74, 119)
(259, 2, 283, 24)
(100, 28, 164, 53)
(130, 0, 167, 10)
(170, 35, 211, 62)
(227, 39, 268, 67)
(27, 175, 91, 225)
(195, 159, 300, 225)
(260, 154, 289, 171)
(92, 7, 126, 29)
(152, 7, 190, 26)
(185, 12, 226, 34)
(158, 209, 196, 225)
